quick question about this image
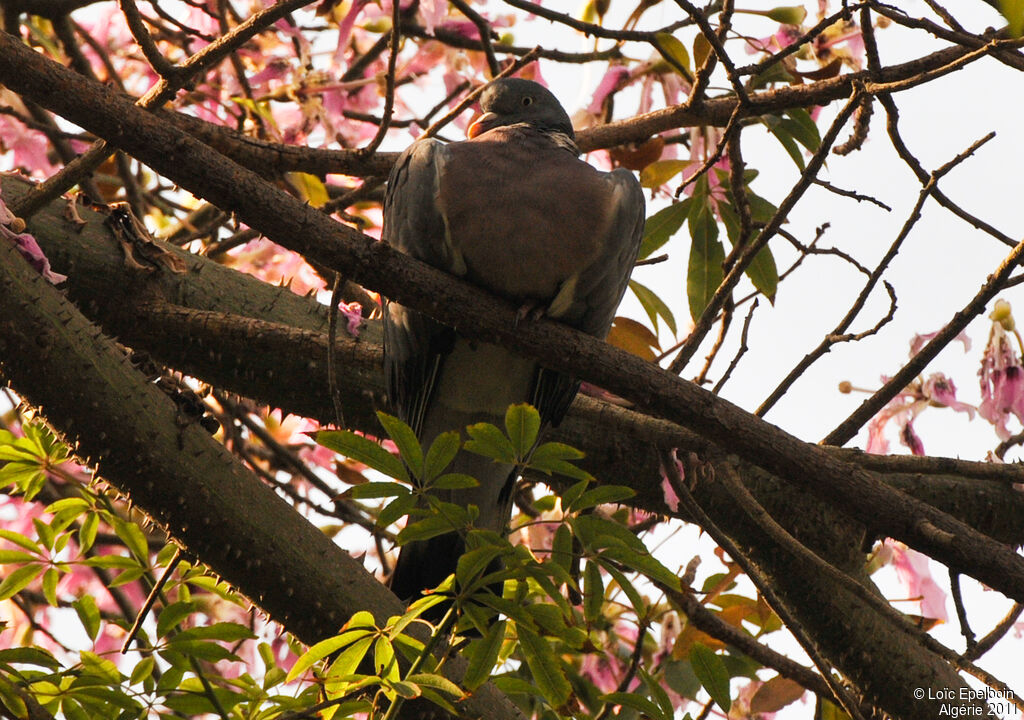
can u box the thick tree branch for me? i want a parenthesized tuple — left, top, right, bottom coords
(0, 231, 525, 720)
(1, 39, 1021, 604)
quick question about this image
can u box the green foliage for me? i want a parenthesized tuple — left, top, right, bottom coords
(1002, 0, 1024, 36)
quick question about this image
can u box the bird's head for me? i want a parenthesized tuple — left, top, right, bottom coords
(467, 78, 574, 141)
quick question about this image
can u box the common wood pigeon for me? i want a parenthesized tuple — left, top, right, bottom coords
(382, 77, 645, 604)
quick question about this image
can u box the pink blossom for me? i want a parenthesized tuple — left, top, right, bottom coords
(910, 329, 972, 356)
(887, 541, 948, 622)
(0, 111, 58, 176)
(658, 452, 683, 512)
(922, 375, 975, 419)
(419, 0, 448, 32)
(866, 372, 974, 456)
(579, 621, 639, 694)
(1, 190, 66, 284)
(436, 20, 481, 41)
(334, 0, 370, 62)
(587, 66, 631, 115)
(338, 301, 364, 336)
(226, 238, 325, 295)
(978, 308, 1024, 440)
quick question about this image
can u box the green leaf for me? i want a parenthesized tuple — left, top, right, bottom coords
(630, 279, 678, 335)
(316, 430, 408, 483)
(559, 479, 590, 511)
(0, 563, 42, 600)
(640, 200, 691, 259)
(32, 521, 55, 556)
(79, 650, 123, 683)
(456, 544, 505, 590)
(377, 412, 423, 480)
(640, 159, 688, 189)
(327, 635, 375, 679)
(569, 485, 635, 512)
(422, 431, 461, 482)
(602, 692, 667, 720)
(45, 497, 90, 515)
(691, 642, 732, 712)
(178, 622, 257, 643)
(77, 511, 99, 554)
(112, 517, 150, 564)
(430, 473, 479, 490)
(762, 115, 805, 170)
(405, 673, 465, 698)
(583, 561, 604, 623)
(550, 524, 573, 576)
(765, 5, 807, 24)
(515, 624, 571, 708)
(745, 244, 779, 303)
(346, 482, 409, 500)
(783, 108, 821, 151)
(572, 514, 646, 553)
(0, 647, 60, 668)
(1001, 0, 1024, 36)
(163, 637, 239, 662)
(398, 513, 460, 545)
(599, 560, 647, 615)
(528, 442, 591, 480)
(463, 620, 506, 690)
(0, 680, 26, 718)
(287, 626, 375, 682)
(41, 567, 58, 606)
(654, 32, 691, 76)
(0, 550, 37, 564)
(686, 193, 725, 320)
(463, 423, 516, 464)
(492, 675, 539, 696)
(377, 493, 417, 529)
(505, 404, 541, 458)
(373, 637, 398, 681)
(130, 655, 156, 686)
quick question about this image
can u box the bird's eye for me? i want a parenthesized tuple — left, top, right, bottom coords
(522, 96, 533, 106)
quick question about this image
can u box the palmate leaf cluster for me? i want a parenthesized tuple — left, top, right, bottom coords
(0, 408, 796, 719)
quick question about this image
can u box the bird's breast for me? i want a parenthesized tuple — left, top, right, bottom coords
(438, 135, 617, 302)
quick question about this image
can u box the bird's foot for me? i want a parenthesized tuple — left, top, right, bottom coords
(513, 301, 546, 327)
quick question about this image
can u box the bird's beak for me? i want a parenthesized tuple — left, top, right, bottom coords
(467, 111, 497, 139)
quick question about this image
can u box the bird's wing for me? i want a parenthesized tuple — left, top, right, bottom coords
(381, 138, 458, 438)
(532, 167, 646, 426)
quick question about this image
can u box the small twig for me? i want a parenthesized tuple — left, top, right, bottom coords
(500, 0, 699, 42)
(673, 104, 743, 198)
(758, 193, 907, 418)
(355, 0, 400, 157)
(449, 0, 500, 77)
(673, 0, 747, 104)
(948, 570, 976, 651)
(118, 0, 177, 77)
(812, 179, 892, 211)
(833, 93, 874, 155)
(962, 603, 1023, 662)
(694, 301, 732, 387)
(634, 253, 668, 267)
(122, 548, 182, 652)
(712, 299, 757, 394)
